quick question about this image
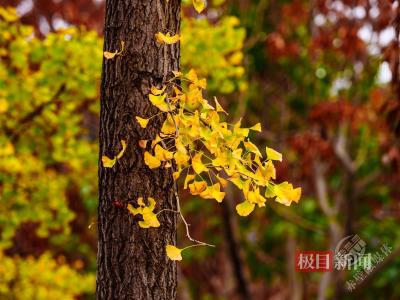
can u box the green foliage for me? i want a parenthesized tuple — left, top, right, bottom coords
(0, 8, 101, 247)
(181, 16, 247, 94)
(0, 7, 100, 297)
(0, 251, 95, 300)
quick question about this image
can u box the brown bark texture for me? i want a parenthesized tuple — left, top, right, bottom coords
(97, 0, 180, 299)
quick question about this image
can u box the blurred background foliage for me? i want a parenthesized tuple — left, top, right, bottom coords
(0, 0, 400, 299)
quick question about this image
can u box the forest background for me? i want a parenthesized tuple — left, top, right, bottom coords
(0, 0, 399, 299)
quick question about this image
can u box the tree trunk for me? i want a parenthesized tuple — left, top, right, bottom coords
(97, 1, 180, 299)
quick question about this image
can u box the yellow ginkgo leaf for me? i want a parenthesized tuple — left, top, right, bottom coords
(139, 140, 148, 148)
(102, 156, 117, 168)
(103, 51, 118, 59)
(244, 141, 262, 157)
(214, 97, 227, 114)
(199, 183, 225, 202)
(292, 187, 301, 203)
(236, 201, 255, 217)
(136, 116, 150, 128)
(155, 32, 180, 44)
(173, 169, 181, 181)
(228, 176, 245, 189)
(147, 197, 157, 210)
(187, 69, 207, 89)
(266, 147, 282, 161)
(255, 160, 276, 183)
(216, 175, 228, 188)
(151, 85, 166, 96)
(188, 181, 207, 195)
(154, 144, 174, 161)
(139, 209, 160, 228)
(264, 184, 275, 198)
(184, 174, 195, 189)
(161, 113, 177, 135)
(127, 203, 141, 215)
(246, 190, 258, 204)
(128, 198, 160, 228)
(193, 0, 206, 13)
(137, 197, 145, 207)
(256, 192, 267, 207)
(104, 41, 125, 59)
(166, 245, 183, 261)
(172, 70, 183, 77)
(273, 182, 301, 206)
(144, 151, 161, 169)
(250, 123, 262, 132)
(151, 135, 162, 148)
(192, 153, 207, 175)
(116, 140, 127, 159)
(174, 150, 190, 166)
(149, 93, 170, 112)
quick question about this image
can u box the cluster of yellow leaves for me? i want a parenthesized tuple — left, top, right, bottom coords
(0, 251, 95, 300)
(127, 5, 298, 261)
(127, 197, 160, 228)
(134, 69, 301, 222)
(0, 8, 101, 253)
(101, 140, 127, 168)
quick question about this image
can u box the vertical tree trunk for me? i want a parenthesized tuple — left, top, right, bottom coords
(97, 1, 180, 299)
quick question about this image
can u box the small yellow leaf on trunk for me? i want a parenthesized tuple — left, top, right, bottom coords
(104, 41, 125, 59)
(155, 32, 180, 44)
(166, 245, 183, 261)
(102, 156, 116, 168)
(138, 140, 148, 148)
(103, 51, 118, 59)
(136, 116, 150, 128)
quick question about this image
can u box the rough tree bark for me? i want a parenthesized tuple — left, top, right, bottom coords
(97, 0, 180, 299)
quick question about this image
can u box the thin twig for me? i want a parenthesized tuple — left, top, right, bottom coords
(156, 208, 179, 216)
